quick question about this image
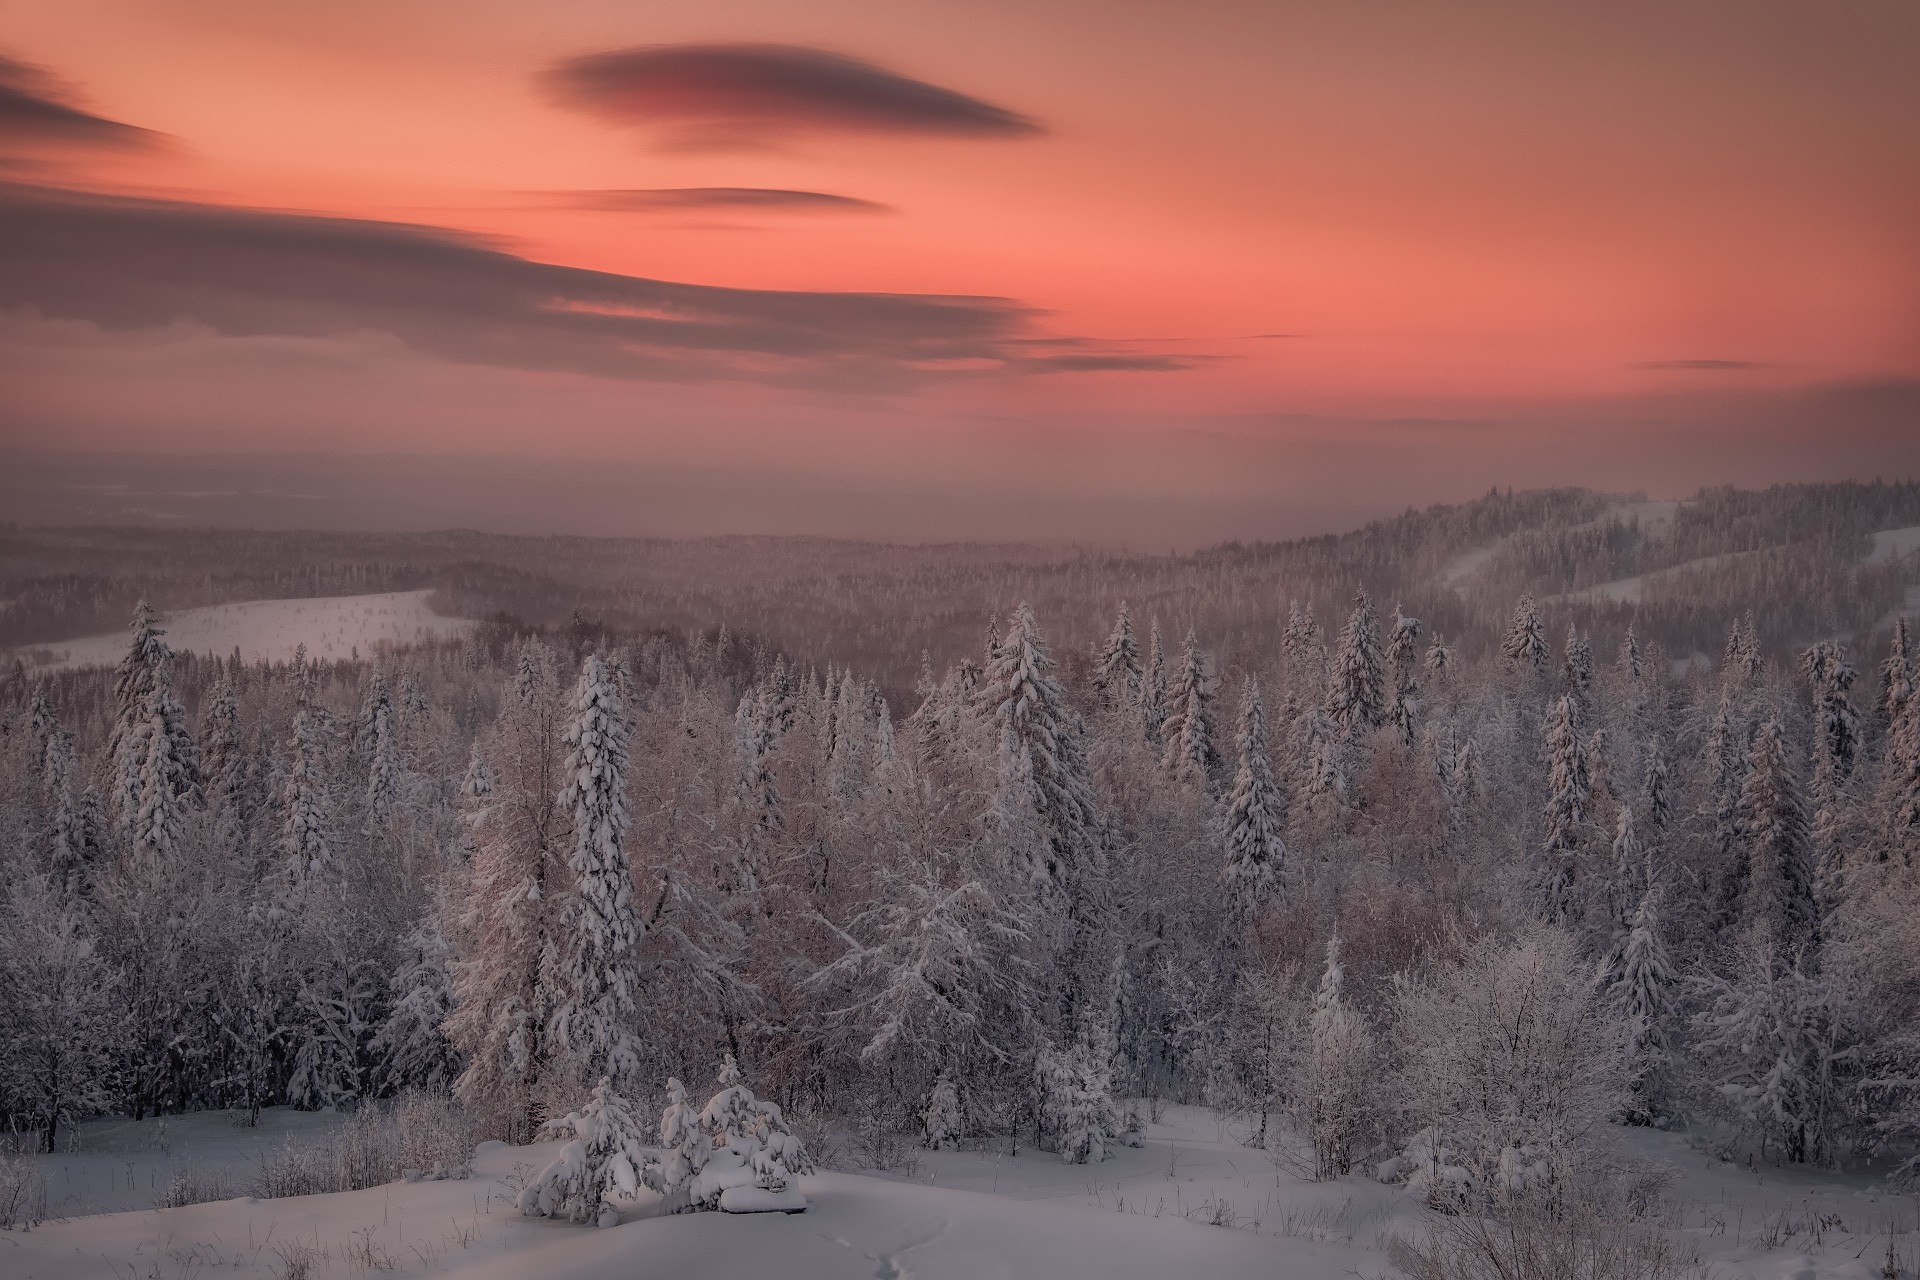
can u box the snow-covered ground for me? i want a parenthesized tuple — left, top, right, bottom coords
(10, 590, 475, 671)
(1871, 526, 1920, 566)
(9, 1105, 1919, 1279)
(1441, 498, 1682, 591)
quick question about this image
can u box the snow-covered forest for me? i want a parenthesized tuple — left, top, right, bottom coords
(7, 481, 1920, 1276)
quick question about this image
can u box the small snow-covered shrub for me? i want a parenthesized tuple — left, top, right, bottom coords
(519, 1078, 648, 1227)
(252, 1095, 474, 1199)
(1391, 927, 1624, 1190)
(254, 1139, 336, 1199)
(854, 1117, 920, 1174)
(922, 1071, 964, 1150)
(0, 1152, 48, 1230)
(1377, 1127, 1476, 1210)
(645, 1056, 813, 1213)
(1389, 1184, 1695, 1280)
(392, 1091, 475, 1181)
(158, 1162, 236, 1208)
(1038, 1040, 1114, 1165)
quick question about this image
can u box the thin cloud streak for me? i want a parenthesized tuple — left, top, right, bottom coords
(0, 183, 1189, 390)
(1635, 359, 1773, 371)
(544, 187, 892, 215)
(0, 51, 164, 153)
(540, 43, 1043, 149)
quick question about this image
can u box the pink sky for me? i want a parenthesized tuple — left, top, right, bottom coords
(2, 0, 1916, 540)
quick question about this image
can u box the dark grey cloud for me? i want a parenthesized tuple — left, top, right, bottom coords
(1024, 353, 1195, 373)
(540, 43, 1042, 148)
(1635, 358, 1772, 370)
(550, 187, 891, 215)
(0, 183, 1184, 389)
(0, 52, 162, 152)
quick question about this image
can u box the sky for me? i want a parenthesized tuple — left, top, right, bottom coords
(2, 0, 1917, 543)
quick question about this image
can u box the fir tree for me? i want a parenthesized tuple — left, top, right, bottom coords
(1639, 730, 1674, 836)
(1880, 616, 1914, 734)
(1706, 695, 1752, 931)
(1282, 601, 1320, 669)
(1093, 602, 1143, 705)
(1602, 803, 1645, 949)
(1297, 935, 1374, 1177)
(1387, 607, 1422, 748)
(1889, 684, 1920, 863)
(361, 668, 402, 825)
(1324, 590, 1385, 736)
(108, 599, 170, 775)
(1607, 881, 1675, 1126)
(1223, 676, 1286, 914)
(1160, 629, 1220, 788)
(372, 912, 461, 1095)
(1618, 624, 1644, 680)
(272, 708, 333, 913)
(550, 654, 644, 1089)
(975, 603, 1102, 907)
(1537, 694, 1589, 923)
(922, 1070, 966, 1150)
(520, 1078, 650, 1226)
(1737, 716, 1818, 974)
(1500, 595, 1549, 673)
(1142, 618, 1168, 743)
(1563, 623, 1594, 720)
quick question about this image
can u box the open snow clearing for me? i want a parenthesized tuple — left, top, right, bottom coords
(10, 590, 475, 670)
(10, 1104, 1920, 1279)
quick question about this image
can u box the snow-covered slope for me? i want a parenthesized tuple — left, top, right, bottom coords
(1870, 526, 1920, 565)
(9, 1108, 1377, 1280)
(12, 1105, 1920, 1280)
(11, 590, 475, 671)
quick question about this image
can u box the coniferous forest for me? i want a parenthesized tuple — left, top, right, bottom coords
(6, 483, 1920, 1272)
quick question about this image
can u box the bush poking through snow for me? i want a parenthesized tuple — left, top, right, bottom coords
(1377, 1127, 1476, 1211)
(253, 1094, 474, 1199)
(1389, 1182, 1695, 1280)
(645, 1056, 814, 1214)
(0, 1152, 48, 1230)
(922, 1071, 964, 1150)
(519, 1078, 649, 1227)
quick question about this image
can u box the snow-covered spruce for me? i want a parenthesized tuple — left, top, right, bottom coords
(644, 1057, 814, 1214)
(519, 1078, 650, 1227)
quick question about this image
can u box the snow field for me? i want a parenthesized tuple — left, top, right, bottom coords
(12, 1104, 1920, 1279)
(12, 590, 475, 671)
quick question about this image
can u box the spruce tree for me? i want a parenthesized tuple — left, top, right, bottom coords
(1387, 607, 1422, 748)
(1141, 619, 1168, 744)
(362, 668, 401, 825)
(1737, 716, 1818, 974)
(1324, 590, 1385, 736)
(1500, 595, 1549, 673)
(551, 653, 644, 1089)
(976, 603, 1101, 903)
(1607, 881, 1675, 1126)
(272, 708, 333, 913)
(1618, 623, 1644, 680)
(1563, 624, 1594, 720)
(1160, 629, 1220, 788)
(1223, 676, 1286, 914)
(1093, 603, 1143, 705)
(1889, 685, 1920, 863)
(1298, 935, 1373, 1177)
(1537, 694, 1588, 923)
(1880, 616, 1914, 734)
(1282, 601, 1320, 670)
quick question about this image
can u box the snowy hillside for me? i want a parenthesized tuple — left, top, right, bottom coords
(12, 1105, 1918, 1279)
(10, 590, 474, 670)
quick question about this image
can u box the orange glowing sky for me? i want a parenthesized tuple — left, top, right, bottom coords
(2, 0, 1917, 540)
